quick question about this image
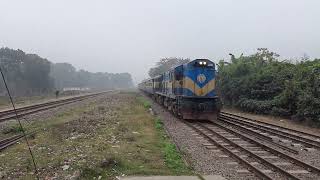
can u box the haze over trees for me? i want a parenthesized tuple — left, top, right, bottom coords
(50, 63, 133, 90)
(0, 48, 134, 96)
(217, 48, 320, 124)
(0, 48, 54, 96)
(148, 57, 190, 78)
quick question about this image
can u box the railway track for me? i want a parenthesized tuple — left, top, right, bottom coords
(0, 131, 37, 151)
(183, 120, 320, 179)
(142, 93, 320, 179)
(220, 112, 320, 151)
(0, 91, 108, 122)
(0, 91, 110, 151)
(140, 91, 320, 179)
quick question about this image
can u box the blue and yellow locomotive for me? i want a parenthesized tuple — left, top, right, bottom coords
(139, 59, 221, 120)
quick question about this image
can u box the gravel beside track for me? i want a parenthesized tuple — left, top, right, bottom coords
(149, 97, 254, 180)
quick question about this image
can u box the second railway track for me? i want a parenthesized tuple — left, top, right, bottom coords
(183, 119, 320, 179)
(220, 112, 320, 150)
(0, 131, 37, 151)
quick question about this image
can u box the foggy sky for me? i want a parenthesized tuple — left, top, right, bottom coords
(1, 0, 319, 84)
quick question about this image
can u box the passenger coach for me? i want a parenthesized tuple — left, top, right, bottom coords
(139, 59, 221, 121)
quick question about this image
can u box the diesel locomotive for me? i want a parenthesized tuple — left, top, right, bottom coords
(138, 59, 222, 120)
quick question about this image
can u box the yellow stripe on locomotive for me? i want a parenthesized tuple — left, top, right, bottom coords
(183, 77, 215, 96)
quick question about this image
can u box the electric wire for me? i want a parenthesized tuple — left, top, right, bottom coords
(0, 66, 40, 180)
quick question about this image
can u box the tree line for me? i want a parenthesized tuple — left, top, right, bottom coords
(0, 48, 134, 96)
(148, 57, 190, 78)
(50, 63, 133, 90)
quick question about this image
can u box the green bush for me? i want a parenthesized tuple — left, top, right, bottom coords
(218, 48, 320, 124)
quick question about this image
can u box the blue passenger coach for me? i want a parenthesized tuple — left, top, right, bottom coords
(139, 59, 221, 120)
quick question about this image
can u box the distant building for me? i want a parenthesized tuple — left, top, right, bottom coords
(62, 87, 90, 91)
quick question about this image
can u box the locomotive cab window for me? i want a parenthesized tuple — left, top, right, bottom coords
(194, 59, 214, 69)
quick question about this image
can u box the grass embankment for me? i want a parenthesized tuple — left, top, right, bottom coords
(137, 96, 191, 173)
(0, 92, 191, 179)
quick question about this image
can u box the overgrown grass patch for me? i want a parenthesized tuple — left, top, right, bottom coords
(154, 117, 190, 173)
(137, 96, 152, 109)
(2, 124, 24, 134)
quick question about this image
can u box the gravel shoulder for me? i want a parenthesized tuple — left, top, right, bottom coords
(146, 95, 254, 180)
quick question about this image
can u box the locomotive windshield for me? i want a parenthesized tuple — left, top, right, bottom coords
(193, 59, 215, 69)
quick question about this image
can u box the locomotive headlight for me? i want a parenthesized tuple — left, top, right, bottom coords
(199, 61, 203, 65)
(203, 61, 207, 65)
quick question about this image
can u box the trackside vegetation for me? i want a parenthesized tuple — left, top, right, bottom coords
(137, 96, 152, 109)
(154, 117, 190, 172)
(137, 96, 192, 174)
(218, 48, 320, 125)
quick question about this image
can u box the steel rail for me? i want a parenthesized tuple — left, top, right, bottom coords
(183, 120, 274, 180)
(0, 92, 106, 117)
(0, 92, 108, 122)
(0, 98, 87, 122)
(196, 122, 303, 180)
(0, 97, 80, 116)
(221, 111, 320, 140)
(218, 116, 299, 154)
(0, 134, 24, 147)
(221, 114, 320, 150)
(0, 131, 37, 151)
(205, 120, 320, 176)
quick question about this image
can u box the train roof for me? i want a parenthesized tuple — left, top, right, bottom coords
(172, 59, 214, 69)
(140, 59, 214, 84)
